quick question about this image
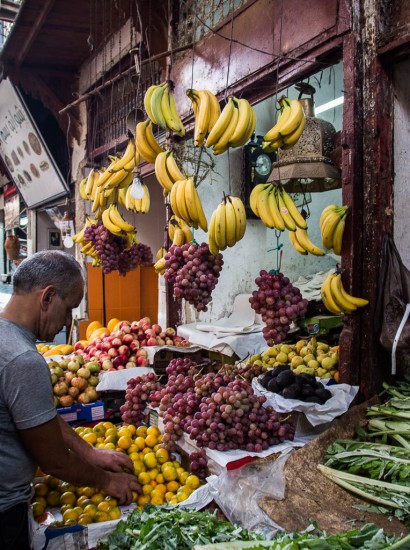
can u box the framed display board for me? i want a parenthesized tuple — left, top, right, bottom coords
(0, 78, 69, 208)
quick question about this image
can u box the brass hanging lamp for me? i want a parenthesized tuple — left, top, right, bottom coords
(269, 83, 341, 193)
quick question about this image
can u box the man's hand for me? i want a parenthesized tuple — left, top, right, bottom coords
(91, 447, 134, 473)
(102, 471, 142, 505)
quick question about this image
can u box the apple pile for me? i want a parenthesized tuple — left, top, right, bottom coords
(74, 317, 190, 372)
(48, 354, 100, 408)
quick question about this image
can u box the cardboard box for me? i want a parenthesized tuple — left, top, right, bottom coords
(57, 401, 105, 424)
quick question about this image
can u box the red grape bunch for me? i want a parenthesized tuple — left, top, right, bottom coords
(165, 357, 200, 377)
(84, 222, 153, 276)
(120, 372, 161, 425)
(189, 449, 208, 480)
(249, 270, 308, 345)
(164, 242, 224, 312)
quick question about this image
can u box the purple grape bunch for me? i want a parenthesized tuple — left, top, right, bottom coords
(163, 242, 224, 312)
(249, 270, 308, 345)
(84, 222, 153, 275)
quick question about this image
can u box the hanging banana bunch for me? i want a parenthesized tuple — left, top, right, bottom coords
(154, 150, 186, 196)
(208, 195, 247, 256)
(135, 119, 165, 164)
(169, 177, 208, 232)
(262, 97, 306, 152)
(144, 81, 185, 136)
(168, 215, 194, 246)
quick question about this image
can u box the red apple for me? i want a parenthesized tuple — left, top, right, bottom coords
(95, 342, 103, 351)
(141, 322, 152, 332)
(122, 334, 135, 346)
(140, 339, 147, 346)
(144, 329, 156, 337)
(136, 356, 149, 366)
(139, 316, 151, 325)
(102, 359, 113, 370)
(118, 345, 130, 357)
(136, 348, 148, 358)
(172, 336, 184, 345)
(113, 330, 125, 340)
(94, 350, 103, 359)
(107, 347, 118, 358)
(113, 355, 126, 368)
(111, 337, 122, 348)
(151, 324, 162, 334)
(74, 342, 85, 351)
(146, 337, 158, 346)
(159, 331, 166, 339)
(91, 337, 102, 346)
(130, 321, 140, 334)
(165, 327, 176, 337)
(101, 340, 112, 352)
(121, 324, 131, 334)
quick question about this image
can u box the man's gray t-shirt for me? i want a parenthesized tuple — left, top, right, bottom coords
(0, 317, 57, 512)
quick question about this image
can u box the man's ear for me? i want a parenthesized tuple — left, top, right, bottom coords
(40, 286, 57, 310)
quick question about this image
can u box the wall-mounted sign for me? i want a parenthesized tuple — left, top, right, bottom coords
(0, 78, 69, 208)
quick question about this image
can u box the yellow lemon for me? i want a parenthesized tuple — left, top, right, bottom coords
(126, 424, 136, 436)
(103, 421, 115, 430)
(104, 496, 117, 507)
(142, 484, 153, 496)
(134, 436, 146, 450)
(94, 511, 110, 523)
(146, 425, 161, 437)
(144, 434, 157, 448)
(104, 442, 116, 450)
(136, 425, 147, 438)
(117, 435, 132, 450)
(83, 432, 97, 445)
(60, 491, 77, 506)
(162, 466, 177, 482)
(138, 472, 151, 485)
(129, 451, 140, 462)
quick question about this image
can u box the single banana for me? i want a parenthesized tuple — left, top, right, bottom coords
(90, 170, 102, 200)
(79, 177, 88, 200)
(331, 213, 347, 255)
(155, 247, 167, 262)
(256, 185, 275, 228)
(320, 204, 339, 230)
(321, 209, 346, 250)
(166, 151, 185, 182)
(144, 120, 165, 155)
(208, 211, 220, 256)
(108, 205, 135, 233)
(229, 196, 247, 241)
(281, 114, 306, 149)
(173, 227, 185, 246)
(118, 185, 128, 207)
(84, 168, 96, 198)
(321, 273, 343, 315)
(169, 180, 182, 219)
(263, 98, 291, 143)
(96, 157, 121, 188)
(103, 168, 129, 191)
(102, 207, 122, 234)
(192, 183, 208, 231)
(175, 178, 190, 223)
(155, 151, 174, 194)
(330, 274, 357, 313)
(278, 98, 305, 137)
(224, 198, 237, 247)
(135, 119, 164, 164)
(144, 84, 160, 123)
(161, 83, 185, 136)
(184, 177, 198, 225)
(338, 279, 369, 308)
(139, 184, 150, 214)
(279, 186, 307, 229)
(294, 227, 325, 256)
(168, 218, 177, 241)
(124, 157, 136, 172)
(213, 99, 240, 154)
(149, 84, 167, 128)
(289, 229, 308, 255)
(180, 221, 193, 243)
(262, 137, 285, 152)
(249, 183, 270, 217)
(91, 186, 102, 213)
(117, 170, 134, 189)
(205, 90, 221, 135)
(214, 202, 227, 250)
(187, 89, 211, 147)
(267, 186, 285, 231)
(229, 98, 253, 148)
(276, 186, 296, 231)
(154, 257, 166, 275)
(205, 97, 236, 148)
(108, 138, 136, 172)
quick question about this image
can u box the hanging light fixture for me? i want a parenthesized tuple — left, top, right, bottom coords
(269, 83, 341, 193)
(130, 167, 144, 199)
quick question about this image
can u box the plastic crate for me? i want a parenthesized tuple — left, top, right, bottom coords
(57, 401, 105, 424)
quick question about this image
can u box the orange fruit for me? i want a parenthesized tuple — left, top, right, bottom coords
(97, 501, 111, 513)
(146, 426, 161, 438)
(83, 503, 97, 519)
(150, 490, 164, 505)
(166, 480, 180, 493)
(103, 421, 115, 430)
(94, 511, 110, 523)
(83, 433, 97, 445)
(165, 491, 175, 502)
(137, 494, 150, 508)
(46, 490, 61, 507)
(161, 461, 174, 472)
(78, 514, 93, 526)
(43, 475, 60, 489)
(78, 486, 96, 498)
(178, 471, 189, 485)
(104, 496, 118, 507)
(156, 473, 165, 484)
(136, 425, 147, 438)
(155, 448, 169, 464)
(127, 445, 139, 455)
(62, 508, 79, 524)
(60, 504, 73, 515)
(59, 482, 76, 494)
(176, 489, 191, 503)
(60, 491, 77, 506)
(32, 501, 45, 518)
(162, 466, 177, 482)
(134, 436, 146, 450)
(144, 434, 157, 448)
(155, 483, 167, 495)
(133, 460, 146, 476)
(148, 468, 159, 481)
(91, 493, 105, 505)
(117, 435, 132, 450)
(185, 475, 201, 490)
(109, 506, 121, 520)
(142, 484, 153, 496)
(34, 482, 48, 497)
(143, 452, 157, 470)
(138, 472, 151, 485)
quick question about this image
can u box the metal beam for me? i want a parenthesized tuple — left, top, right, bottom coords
(15, 0, 55, 67)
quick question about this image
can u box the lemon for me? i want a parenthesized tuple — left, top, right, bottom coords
(136, 425, 147, 438)
(94, 511, 110, 523)
(162, 466, 177, 482)
(143, 452, 157, 469)
(146, 426, 161, 438)
(83, 432, 97, 445)
(134, 436, 146, 450)
(144, 434, 157, 448)
(155, 448, 169, 464)
(60, 491, 77, 506)
(185, 474, 201, 490)
(117, 435, 132, 450)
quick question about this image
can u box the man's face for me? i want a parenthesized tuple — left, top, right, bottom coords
(39, 282, 84, 342)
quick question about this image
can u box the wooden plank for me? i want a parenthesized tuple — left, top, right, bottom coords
(16, 0, 56, 67)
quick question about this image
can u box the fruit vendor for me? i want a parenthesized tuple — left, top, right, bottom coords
(0, 251, 141, 550)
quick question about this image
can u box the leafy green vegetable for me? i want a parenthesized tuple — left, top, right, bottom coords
(97, 504, 263, 550)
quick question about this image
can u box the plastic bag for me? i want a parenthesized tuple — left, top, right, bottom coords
(207, 450, 293, 538)
(376, 234, 410, 351)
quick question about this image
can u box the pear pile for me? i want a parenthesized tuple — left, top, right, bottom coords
(249, 337, 339, 380)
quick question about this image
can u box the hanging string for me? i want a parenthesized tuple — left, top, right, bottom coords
(224, 0, 235, 102)
(267, 231, 283, 274)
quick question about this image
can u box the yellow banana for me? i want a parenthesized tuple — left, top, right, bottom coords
(332, 213, 347, 255)
(249, 183, 270, 217)
(161, 83, 185, 136)
(229, 196, 247, 241)
(168, 218, 177, 241)
(170, 180, 183, 219)
(140, 184, 150, 213)
(229, 98, 253, 148)
(279, 186, 307, 229)
(294, 227, 325, 256)
(264, 99, 292, 142)
(213, 99, 239, 154)
(330, 274, 357, 313)
(205, 97, 236, 148)
(117, 170, 134, 189)
(144, 84, 159, 123)
(135, 120, 164, 164)
(180, 221, 193, 243)
(149, 84, 167, 128)
(208, 211, 220, 256)
(321, 209, 346, 250)
(224, 198, 237, 247)
(103, 168, 129, 190)
(338, 279, 369, 308)
(154, 257, 166, 275)
(166, 151, 185, 182)
(289, 229, 308, 255)
(205, 90, 221, 135)
(173, 227, 185, 246)
(108, 205, 135, 233)
(184, 177, 199, 225)
(79, 177, 88, 200)
(109, 138, 136, 172)
(91, 187, 103, 213)
(175, 178, 190, 223)
(281, 114, 306, 149)
(96, 157, 120, 188)
(155, 151, 174, 193)
(267, 186, 285, 231)
(118, 185, 128, 207)
(194, 185, 208, 232)
(262, 137, 285, 152)
(321, 273, 343, 315)
(278, 98, 305, 137)
(84, 168, 96, 198)
(102, 207, 122, 234)
(256, 185, 275, 228)
(90, 170, 101, 200)
(214, 202, 227, 250)
(320, 204, 339, 230)
(187, 89, 211, 147)
(155, 247, 167, 262)
(276, 186, 296, 231)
